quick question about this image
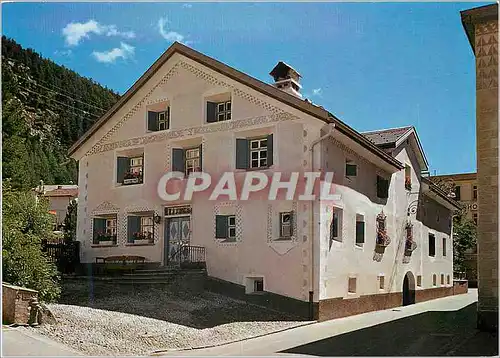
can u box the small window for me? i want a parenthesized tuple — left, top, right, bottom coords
(215, 215, 237, 242)
(447, 275, 450, 285)
(429, 233, 436, 257)
(417, 275, 422, 287)
(473, 185, 478, 200)
(207, 99, 231, 123)
(147, 108, 170, 132)
(246, 277, 264, 294)
(454, 186, 461, 201)
(346, 160, 357, 177)
(117, 155, 144, 185)
(441, 274, 445, 285)
(433, 274, 437, 286)
(473, 213, 478, 225)
(348, 277, 357, 293)
(379, 275, 385, 290)
(279, 212, 293, 239)
(376, 175, 389, 198)
(330, 208, 342, 243)
(253, 278, 264, 292)
(442, 237, 447, 257)
(250, 138, 268, 169)
(405, 165, 412, 190)
(355, 214, 365, 246)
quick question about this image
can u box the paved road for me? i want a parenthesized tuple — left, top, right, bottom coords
(157, 289, 497, 356)
(2, 327, 82, 357)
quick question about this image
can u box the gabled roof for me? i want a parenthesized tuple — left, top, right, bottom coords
(44, 188, 78, 198)
(362, 126, 428, 172)
(67, 42, 403, 170)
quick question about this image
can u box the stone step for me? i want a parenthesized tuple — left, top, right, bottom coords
(123, 270, 206, 277)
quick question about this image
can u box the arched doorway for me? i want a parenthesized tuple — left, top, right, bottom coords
(402, 271, 416, 306)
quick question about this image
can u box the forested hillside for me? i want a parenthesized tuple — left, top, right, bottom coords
(2, 36, 120, 189)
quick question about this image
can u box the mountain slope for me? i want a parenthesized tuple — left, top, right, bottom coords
(2, 36, 120, 189)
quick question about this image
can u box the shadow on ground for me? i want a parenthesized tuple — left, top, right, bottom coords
(281, 303, 498, 356)
(58, 279, 299, 329)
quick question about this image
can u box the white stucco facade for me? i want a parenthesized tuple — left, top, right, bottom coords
(71, 47, 456, 309)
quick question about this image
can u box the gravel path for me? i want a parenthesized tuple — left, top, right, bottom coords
(25, 284, 310, 356)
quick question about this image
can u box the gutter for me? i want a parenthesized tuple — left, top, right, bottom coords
(308, 123, 336, 319)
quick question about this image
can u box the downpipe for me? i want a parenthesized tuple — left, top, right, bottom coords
(308, 123, 336, 319)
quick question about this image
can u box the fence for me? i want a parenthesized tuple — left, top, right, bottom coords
(41, 239, 80, 274)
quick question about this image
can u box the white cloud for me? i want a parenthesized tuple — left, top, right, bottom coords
(54, 49, 73, 57)
(312, 88, 322, 96)
(182, 4, 193, 8)
(62, 20, 136, 46)
(158, 17, 185, 43)
(92, 42, 135, 63)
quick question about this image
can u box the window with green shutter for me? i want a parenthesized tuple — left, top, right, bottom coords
(117, 154, 144, 185)
(355, 214, 365, 246)
(127, 214, 154, 243)
(346, 160, 357, 177)
(147, 108, 170, 131)
(172, 145, 203, 176)
(215, 215, 236, 242)
(236, 134, 273, 170)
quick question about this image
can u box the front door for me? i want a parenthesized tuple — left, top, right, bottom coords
(164, 216, 190, 266)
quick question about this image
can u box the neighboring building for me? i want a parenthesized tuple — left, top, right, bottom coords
(461, 3, 498, 331)
(68, 42, 460, 320)
(35, 184, 78, 231)
(430, 172, 478, 287)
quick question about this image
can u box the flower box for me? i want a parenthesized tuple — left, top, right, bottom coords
(123, 177, 141, 185)
(405, 177, 412, 191)
(133, 239, 151, 245)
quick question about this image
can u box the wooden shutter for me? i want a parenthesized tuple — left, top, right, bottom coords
(127, 216, 141, 243)
(235, 139, 249, 169)
(117, 157, 130, 183)
(355, 220, 365, 244)
(147, 111, 158, 131)
(198, 143, 203, 171)
(172, 148, 185, 173)
(207, 102, 217, 123)
(215, 215, 228, 238)
(377, 176, 389, 198)
(267, 134, 274, 167)
(93, 218, 106, 243)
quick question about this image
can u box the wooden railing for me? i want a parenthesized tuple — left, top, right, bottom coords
(41, 239, 80, 274)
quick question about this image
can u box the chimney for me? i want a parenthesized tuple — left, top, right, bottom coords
(270, 61, 302, 98)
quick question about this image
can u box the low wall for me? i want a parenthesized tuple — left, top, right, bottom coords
(453, 279, 469, 295)
(2, 283, 38, 325)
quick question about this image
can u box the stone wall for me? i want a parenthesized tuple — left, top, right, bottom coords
(2, 283, 38, 325)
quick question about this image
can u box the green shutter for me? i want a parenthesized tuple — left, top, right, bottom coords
(127, 216, 141, 243)
(267, 134, 274, 167)
(198, 143, 203, 171)
(377, 176, 389, 198)
(147, 111, 158, 131)
(93, 218, 106, 243)
(346, 163, 357, 177)
(215, 215, 228, 238)
(355, 220, 365, 244)
(289, 211, 294, 236)
(117, 157, 129, 183)
(172, 148, 185, 173)
(207, 102, 217, 123)
(236, 139, 249, 169)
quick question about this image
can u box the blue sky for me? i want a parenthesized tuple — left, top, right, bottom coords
(3, 2, 490, 175)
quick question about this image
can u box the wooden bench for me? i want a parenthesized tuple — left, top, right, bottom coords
(95, 255, 146, 275)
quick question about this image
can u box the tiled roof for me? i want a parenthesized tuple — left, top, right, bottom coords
(43, 188, 78, 197)
(362, 126, 413, 146)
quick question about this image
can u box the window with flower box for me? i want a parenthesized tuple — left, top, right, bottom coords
(93, 215, 117, 245)
(127, 214, 154, 244)
(117, 155, 144, 185)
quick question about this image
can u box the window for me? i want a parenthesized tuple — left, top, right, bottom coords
(147, 108, 170, 131)
(215, 215, 236, 242)
(172, 145, 202, 176)
(428, 233, 436, 257)
(348, 277, 357, 293)
(441, 274, 445, 285)
(117, 155, 144, 185)
(207, 100, 231, 122)
(447, 275, 451, 285)
(473, 213, 478, 225)
(346, 160, 357, 177)
(253, 278, 264, 292)
(405, 165, 412, 190)
(235, 135, 273, 170)
(454, 185, 461, 201)
(93, 216, 117, 244)
(379, 275, 385, 290)
(246, 277, 264, 294)
(355, 214, 365, 246)
(442, 237, 447, 257)
(473, 185, 478, 200)
(376, 175, 389, 198)
(433, 274, 437, 286)
(279, 212, 293, 239)
(417, 275, 422, 287)
(127, 214, 154, 243)
(330, 208, 342, 243)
